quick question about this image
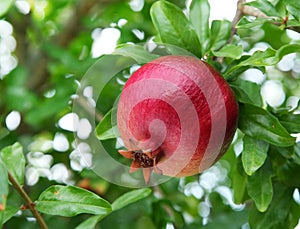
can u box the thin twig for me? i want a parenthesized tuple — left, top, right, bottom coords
(8, 172, 48, 229)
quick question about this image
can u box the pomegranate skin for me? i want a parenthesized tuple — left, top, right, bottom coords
(117, 55, 238, 178)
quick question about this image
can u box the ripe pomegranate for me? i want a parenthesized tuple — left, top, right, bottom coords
(117, 55, 238, 184)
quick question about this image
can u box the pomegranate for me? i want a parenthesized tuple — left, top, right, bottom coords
(117, 55, 238, 184)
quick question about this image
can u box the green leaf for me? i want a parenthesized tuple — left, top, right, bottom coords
(230, 78, 263, 106)
(189, 0, 210, 53)
(286, 19, 300, 27)
(0, 129, 9, 140)
(212, 44, 243, 59)
(236, 16, 269, 29)
(231, 158, 248, 204)
(284, 0, 300, 21)
(278, 113, 300, 133)
(245, 0, 281, 17)
(0, 0, 13, 17)
(0, 143, 25, 185)
(249, 184, 294, 229)
(150, 1, 201, 57)
(238, 104, 296, 147)
(112, 188, 152, 211)
(242, 136, 269, 176)
(247, 160, 273, 212)
(0, 160, 8, 226)
(75, 215, 106, 229)
(113, 44, 159, 64)
(227, 44, 300, 75)
(208, 20, 231, 51)
(2, 206, 19, 224)
(35, 185, 112, 217)
(95, 108, 119, 140)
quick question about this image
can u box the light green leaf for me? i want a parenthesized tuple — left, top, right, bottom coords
(284, 0, 300, 21)
(245, 0, 281, 17)
(242, 136, 269, 176)
(35, 185, 112, 217)
(75, 215, 106, 229)
(150, 1, 201, 57)
(230, 78, 263, 107)
(112, 188, 152, 211)
(208, 20, 231, 51)
(95, 108, 119, 140)
(0, 143, 25, 185)
(189, 0, 210, 53)
(227, 44, 300, 75)
(236, 16, 269, 29)
(286, 19, 300, 27)
(212, 44, 243, 59)
(2, 206, 19, 224)
(247, 160, 273, 212)
(0, 0, 13, 17)
(0, 159, 8, 226)
(238, 104, 295, 147)
(113, 44, 159, 64)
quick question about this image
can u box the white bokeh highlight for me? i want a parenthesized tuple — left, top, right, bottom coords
(261, 80, 285, 107)
(58, 112, 79, 132)
(91, 28, 121, 58)
(129, 0, 144, 12)
(77, 118, 92, 139)
(241, 68, 266, 84)
(53, 132, 69, 152)
(5, 110, 21, 131)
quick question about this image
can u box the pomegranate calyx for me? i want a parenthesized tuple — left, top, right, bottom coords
(118, 148, 162, 184)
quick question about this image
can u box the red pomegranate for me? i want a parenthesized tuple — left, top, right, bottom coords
(117, 55, 238, 184)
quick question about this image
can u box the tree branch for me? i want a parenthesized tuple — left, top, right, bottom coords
(8, 172, 48, 229)
(229, 0, 246, 44)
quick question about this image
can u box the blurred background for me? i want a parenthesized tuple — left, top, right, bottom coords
(1, 0, 300, 228)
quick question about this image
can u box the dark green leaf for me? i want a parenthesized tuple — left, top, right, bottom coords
(212, 44, 243, 59)
(95, 108, 119, 140)
(249, 184, 293, 229)
(0, 0, 13, 17)
(238, 104, 296, 147)
(247, 159, 273, 212)
(35, 185, 112, 217)
(0, 143, 25, 185)
(112, 188, 152, 211)
(75, 215, 106, 229)
(113, 44, 159, 64)
(242, 136, 269, 176)
(230, 78, 263, 106)
(0, 129, 9, 140)
(278, 113, 300, 133)
(150, 1, 201, 56)
(189, 0, 210, 53)
(208, 20, 231, 51)
(245, 0, 281, 17)
(231, 158, 248, 204)
(202, 209, 248, 229)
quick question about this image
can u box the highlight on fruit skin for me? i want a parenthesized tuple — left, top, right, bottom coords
(117, 55, 239, 184)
